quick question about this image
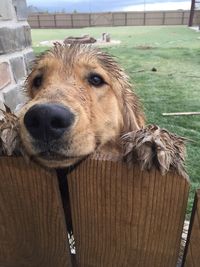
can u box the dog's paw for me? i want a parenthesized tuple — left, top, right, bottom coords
(122, 125, 188, 179)
(0, 107, 19, 156)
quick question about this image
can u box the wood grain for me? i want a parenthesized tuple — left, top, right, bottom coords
(68, 159, 189, 267)
(0, 157, 72, 267)
(184, 190, 200, 267)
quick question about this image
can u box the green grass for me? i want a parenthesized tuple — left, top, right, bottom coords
(31, 26, 200, 214)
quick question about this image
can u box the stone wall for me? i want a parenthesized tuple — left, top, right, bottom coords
(0, 0, 34, 115)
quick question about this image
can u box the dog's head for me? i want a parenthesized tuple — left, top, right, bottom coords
(19, 44, 144, 168)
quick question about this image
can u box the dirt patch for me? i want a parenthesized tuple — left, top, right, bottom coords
(38, 39, 121, 47)
(135, 45, 154, 50)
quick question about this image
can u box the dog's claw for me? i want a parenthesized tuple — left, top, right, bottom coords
(122, 125, 188, 180)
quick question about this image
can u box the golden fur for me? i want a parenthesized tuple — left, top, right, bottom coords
(17, 43, 186, 178)
(18, 44, 145, 168)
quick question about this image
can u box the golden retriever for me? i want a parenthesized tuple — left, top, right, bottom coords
(18, 43, 186, 177)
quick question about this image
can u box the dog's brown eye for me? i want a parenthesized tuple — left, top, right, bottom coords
(32, 74, 43, 88)
(88, 73, 105, 87)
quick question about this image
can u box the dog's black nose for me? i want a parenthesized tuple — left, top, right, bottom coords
(24, 104, 74, 141)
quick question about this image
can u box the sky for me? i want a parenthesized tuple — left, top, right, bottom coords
(27, 0, 191, 12)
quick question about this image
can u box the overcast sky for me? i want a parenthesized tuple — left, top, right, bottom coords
(27, 0, 191, 12)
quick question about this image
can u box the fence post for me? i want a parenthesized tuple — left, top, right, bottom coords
(163, 12, 166, 25)
(37, 14, 40, 28)
(71, 14, 73, 28)
(144, 12, 146, 25)
(189, 0, 195, 26)
(182, 11, 185, 25)
(112, 12, 114, 26)
(54, 14, 57, 28)
(183, 190, 200, 266)
(89, 13, 91, 27)
(125, 12, 127, 26)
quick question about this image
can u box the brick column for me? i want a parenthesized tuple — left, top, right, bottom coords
(0, 0, 35, 115)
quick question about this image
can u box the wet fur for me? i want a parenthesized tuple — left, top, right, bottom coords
(17, 43, 187, 178)
(18, 44, 144, 168)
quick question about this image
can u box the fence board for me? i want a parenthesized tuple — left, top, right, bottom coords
(0, 157, 72, 267)
(68, 159, 189, 267)
(184, 190, 200, 266)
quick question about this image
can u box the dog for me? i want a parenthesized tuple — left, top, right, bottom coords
(18, 43, 186, 177)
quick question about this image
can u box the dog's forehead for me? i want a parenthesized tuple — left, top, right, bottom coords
(31, 45, 127, 86)
(35, 50, 101, 72)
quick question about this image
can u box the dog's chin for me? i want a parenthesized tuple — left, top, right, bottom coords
(34, 155, 85, 169)
(30, 150, 89, 168)
(22, 137, 98, 168)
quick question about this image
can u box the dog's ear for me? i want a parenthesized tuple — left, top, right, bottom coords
(96, 49, 145, 132)
(121, 84, 145, 133)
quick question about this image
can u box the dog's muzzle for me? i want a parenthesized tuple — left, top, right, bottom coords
(24, 103, 75, 142)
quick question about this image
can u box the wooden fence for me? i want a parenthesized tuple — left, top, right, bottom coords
(0, 156, 199, 266)
(28, 10, 200, 29)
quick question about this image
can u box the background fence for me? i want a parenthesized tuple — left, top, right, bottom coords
(28, 10, 200, 29)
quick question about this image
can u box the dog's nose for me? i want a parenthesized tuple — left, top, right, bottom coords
(24, 104, 74, 141)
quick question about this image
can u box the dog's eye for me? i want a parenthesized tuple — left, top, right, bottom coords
(32, 74, 43, 88)
(88, 73, 105, 87)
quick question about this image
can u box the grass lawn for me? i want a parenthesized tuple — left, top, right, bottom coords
(31, 26, 200, 214)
